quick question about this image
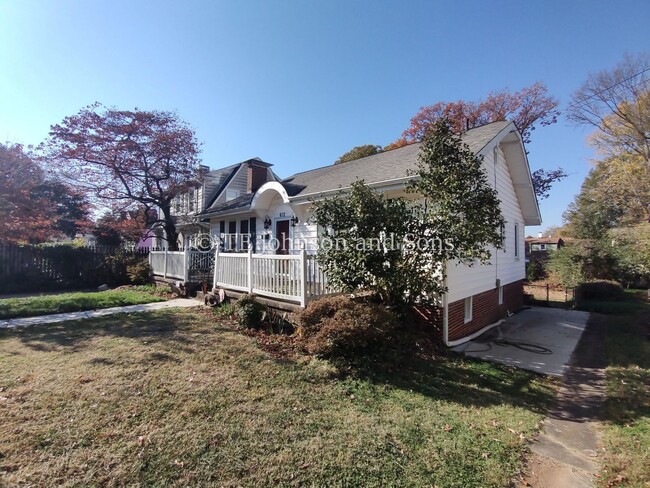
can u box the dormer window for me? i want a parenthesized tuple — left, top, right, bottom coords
(226, 189, 240, 202)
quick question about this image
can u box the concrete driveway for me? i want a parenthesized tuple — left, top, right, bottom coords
(452, 307, 591, 376)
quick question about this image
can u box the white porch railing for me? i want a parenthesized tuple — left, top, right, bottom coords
(214, 249, 308, 305)
(150, 248, 337, 306)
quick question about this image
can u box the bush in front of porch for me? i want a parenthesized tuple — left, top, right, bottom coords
(298, 295, 398, 359)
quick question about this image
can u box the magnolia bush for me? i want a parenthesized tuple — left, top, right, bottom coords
(312, 120, 505, 308)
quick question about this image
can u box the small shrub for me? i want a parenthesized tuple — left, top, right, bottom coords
(576, 281, 626, 302)
(298, 296, 397, 359)
(235, 294, 266, 329)
(212, 301, 236, 319)
(126, 260, 152, 285)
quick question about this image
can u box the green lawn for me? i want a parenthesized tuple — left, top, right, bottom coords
(598, 298, 650, 487)
(0, 309, 555, 487)
(0, 287, 165, 319)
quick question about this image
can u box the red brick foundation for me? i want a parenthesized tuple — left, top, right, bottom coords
(447, 279, 523, 342)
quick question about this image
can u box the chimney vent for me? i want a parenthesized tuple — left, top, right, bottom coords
(538, 232, 543, 238)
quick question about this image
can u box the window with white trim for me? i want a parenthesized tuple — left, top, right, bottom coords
(498, 286, 503, 305)
(225, 189, 240, 202)
(464, 297, 473, 323)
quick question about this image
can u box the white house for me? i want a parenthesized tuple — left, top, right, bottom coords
(150, 121, 541, 345)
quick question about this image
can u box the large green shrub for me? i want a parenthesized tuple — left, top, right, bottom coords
(526, 259, 547, 282)
(298, 296, 397, 359)
(547, 241, 618, 287)
(311, 120, 505, 308)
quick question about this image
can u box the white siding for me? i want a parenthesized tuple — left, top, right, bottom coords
(446, 144, 525, 303)
(292, 222, 318, 254)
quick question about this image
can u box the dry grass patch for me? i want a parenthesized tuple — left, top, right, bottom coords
(1, 309, 555, 487)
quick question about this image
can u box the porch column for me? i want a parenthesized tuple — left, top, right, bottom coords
(183, 248, 189, 282)
(299, 249, 308, 308)
(247, 247, 254, 293)
(212, 246, 219, 291)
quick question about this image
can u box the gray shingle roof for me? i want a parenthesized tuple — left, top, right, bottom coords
(282, 121, 511, 198)
(202, 163, 240, 208)
(201, 193, 254, 216)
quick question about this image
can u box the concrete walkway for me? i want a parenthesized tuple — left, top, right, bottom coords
(453, 307, 591, 376)
(452, 307, 603, 487)
(520, 314, 606, 488)
(0, 299, 200, 328)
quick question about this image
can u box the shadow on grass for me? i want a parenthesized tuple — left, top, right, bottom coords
(0, 310, 230, 357)
(601, 305, 650, 426)
(1, 309, 556, 414)
(330, 326, 556, 414)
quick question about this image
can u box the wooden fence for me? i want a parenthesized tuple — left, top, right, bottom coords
(0, 243, 150, 294)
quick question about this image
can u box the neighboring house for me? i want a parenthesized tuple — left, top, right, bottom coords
(525, 234, 564, 259)
(152, 121, 541, 346)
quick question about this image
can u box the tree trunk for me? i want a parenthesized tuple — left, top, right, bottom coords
(160, 204, 179, 251)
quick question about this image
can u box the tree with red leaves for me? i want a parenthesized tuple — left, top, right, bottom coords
(385, 83, 565, 199)
(398, 83, 560, 145)
(1, 143, 89, 243)
(93, 207, 155, 247)
(43, 104, 203, 250)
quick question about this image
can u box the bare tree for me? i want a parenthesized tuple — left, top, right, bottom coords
(568, 52, 650, 166)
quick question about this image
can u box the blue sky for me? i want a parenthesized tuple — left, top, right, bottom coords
(1, 0, 649, 233)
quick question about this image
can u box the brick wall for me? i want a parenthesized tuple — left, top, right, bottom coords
(247, 163, 269, 193)
(447, 279, 523, 342)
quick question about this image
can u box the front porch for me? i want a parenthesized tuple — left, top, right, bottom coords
(149, 245, 335, 307)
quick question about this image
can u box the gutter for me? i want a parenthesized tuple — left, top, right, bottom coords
(288, 175, 418, 204)
(198, 207, 253, 221)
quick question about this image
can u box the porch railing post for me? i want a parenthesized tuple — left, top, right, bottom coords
(183, 248, 189, 282)
(163, 248, 168, 279)
(299, 249, 308, 308)
(212, 246, 219, 291)
(247, 248, 254, 293)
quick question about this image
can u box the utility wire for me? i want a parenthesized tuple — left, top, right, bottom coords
(566, 66, 650, 110)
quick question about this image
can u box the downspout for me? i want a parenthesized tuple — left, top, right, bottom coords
(442, 262, 450, 346)
(494, 146, 499, 286)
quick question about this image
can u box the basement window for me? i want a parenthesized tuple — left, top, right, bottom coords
(464, 297, 473, 323)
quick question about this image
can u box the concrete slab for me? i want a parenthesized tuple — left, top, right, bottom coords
(453, 307, 590, 376)
(0, 298, 200, 329)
